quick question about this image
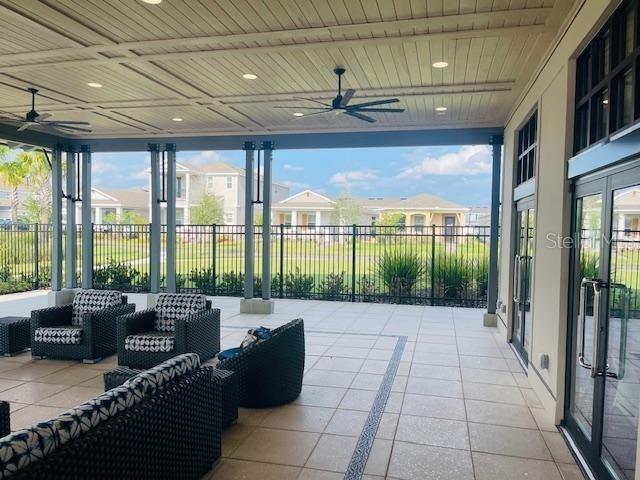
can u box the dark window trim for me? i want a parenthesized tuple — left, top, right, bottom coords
(516, 110, 538, 186)
(574, 0, 640, 154)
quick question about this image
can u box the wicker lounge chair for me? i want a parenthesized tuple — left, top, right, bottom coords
(117, 293, 220, 369)
(216, 318, 305, 408)
(31, 289, 134, 363)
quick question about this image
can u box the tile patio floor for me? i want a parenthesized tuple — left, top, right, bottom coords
(0, 291, 584, 480)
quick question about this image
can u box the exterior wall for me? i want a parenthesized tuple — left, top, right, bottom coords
(497, 1, 614, 427)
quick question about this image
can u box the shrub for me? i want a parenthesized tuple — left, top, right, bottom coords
(358, 274, 378, 302)
(376, 250, 426, 300)
(320, 272, 346, 300)
(189, 267, 217, 294)
(0, 278, 30, 295)
(284, 268, 315, 298)
(93, 260, 142, 291)
(219, 271, 244, 295)
(434, 255, 473, 300)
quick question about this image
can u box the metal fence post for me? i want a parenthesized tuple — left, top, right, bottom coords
(212, 224, 217, 296)
(431, 224, 436, 306)
(33, 224, 39, 290)
(351, 224, 357, 302)
(279, 224, 284, 299)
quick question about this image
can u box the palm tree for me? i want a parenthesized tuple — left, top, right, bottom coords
(0, 152, 28, 224)
(18, 151, 51, 223)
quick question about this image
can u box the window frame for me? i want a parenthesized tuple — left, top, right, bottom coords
(574, 0, 640, 154)
(516, 111, 538, 186)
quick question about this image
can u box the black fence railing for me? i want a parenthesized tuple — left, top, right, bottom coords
(0, 223, 493, 307)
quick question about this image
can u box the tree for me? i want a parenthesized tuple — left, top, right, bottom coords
(0, 151, 28, 224)
(19, 151, 51, 224)
(190, 193, 224, 225)
(379, 212, 406, 229)
(330, 192, 364, 225)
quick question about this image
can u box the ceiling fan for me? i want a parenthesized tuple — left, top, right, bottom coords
(0, 88, 92, 133)
(275, 67, 405, 123)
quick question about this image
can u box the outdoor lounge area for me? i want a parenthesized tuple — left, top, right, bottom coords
(0, 291, 581, 480)
(4, 0, 640, 479)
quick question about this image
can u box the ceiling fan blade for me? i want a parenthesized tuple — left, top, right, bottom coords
(293, 97, 331, 107)
(40, 120, 92, 126)
(354, 107, 405, 113)
(345, 111, 376, 123)
(273, 106, 331, 110)
(340, 89, 356, 106)
(36, 113, 51, 121)
(347, 98, 400, 109)
(17, 123, 31, 131)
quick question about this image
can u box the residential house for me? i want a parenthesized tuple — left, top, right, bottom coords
(272, 189, 468, 232)
(147, 161, 289, 225)
(84, 187, 148, 224)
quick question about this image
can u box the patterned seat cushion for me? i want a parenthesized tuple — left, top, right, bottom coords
(124, 332, 175, 353)
(71, 289, 122, 326)
(0, 353, 201, 477)
(34, 326, 83, 345)
(154, 293, 207, 332)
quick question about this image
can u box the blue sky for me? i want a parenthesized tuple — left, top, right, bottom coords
(92, 145, 492, 206)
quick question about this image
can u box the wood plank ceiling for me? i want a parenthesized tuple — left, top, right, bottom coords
(0, 0, 574, 139)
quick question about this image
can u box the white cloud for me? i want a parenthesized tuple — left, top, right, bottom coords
(397, 145, 491, 179)
(284, 164, 304, 171)
(180, 150, 227, 165)
(330, 169, 378, 187)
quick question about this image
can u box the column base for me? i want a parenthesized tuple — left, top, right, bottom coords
(47, 288, 77, 306)
(483, 312, 497, 327)
(240, 298, 275, 314)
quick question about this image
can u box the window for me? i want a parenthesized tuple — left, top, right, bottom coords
(176, 177, 183, 198)
(444, 216, 456, 237)
(224, 213, 233, 224)
(574, 0, 640, 153)
(516, 111, 537, 185)
(206, 176, 214, 193)
(226, 176, 233, 189)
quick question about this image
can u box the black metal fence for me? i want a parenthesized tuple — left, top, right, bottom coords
(0, 223, 492, 307)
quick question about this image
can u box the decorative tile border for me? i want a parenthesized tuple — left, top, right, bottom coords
(344, 335, 407, 480)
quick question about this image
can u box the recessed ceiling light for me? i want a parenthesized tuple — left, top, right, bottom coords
(242, 73, 257, 80)
(87, 82, 102, 88)
(141, 0, 162, 4)
(293, 112, 304, 117)
(172, 117, 183, 122)
(432, 61, 448, 68)
(435, 106, 447, 112)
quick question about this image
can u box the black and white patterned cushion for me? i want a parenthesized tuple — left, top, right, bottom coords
(34, 326, 83, 345)
(154, 293, 206, 332)
(0, 353, 201, 478)
(124, 332, 175, 353)
(71, 290, 122, 326)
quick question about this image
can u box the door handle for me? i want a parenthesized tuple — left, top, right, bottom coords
(513, 254, 521, 303)
(604, 282, 629, 380)
(578, 278, 606, 376)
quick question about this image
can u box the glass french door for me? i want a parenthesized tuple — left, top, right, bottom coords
(512, 198, 535, 364)
(566, 166, 640, 480)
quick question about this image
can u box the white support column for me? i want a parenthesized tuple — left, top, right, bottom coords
(94, 208, 102, 225)
(165, 144, 177, 293)
(149, 144, 161, 294)
(51, 146, 63, 292)
(291, 210, 297, 227)
(243, 142, 255, 300)
(65, 151, 77, 289)
(81, 146, 93, 289)
(261, 141, 273, 300)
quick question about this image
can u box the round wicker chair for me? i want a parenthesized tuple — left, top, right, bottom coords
(216, 318, 305, 408)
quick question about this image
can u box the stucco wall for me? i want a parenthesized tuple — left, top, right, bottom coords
(498, 0, 614, 425)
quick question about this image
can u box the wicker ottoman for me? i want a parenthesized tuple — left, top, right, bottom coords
(0, 317, 30, 356)
(104, 365, 238, 427)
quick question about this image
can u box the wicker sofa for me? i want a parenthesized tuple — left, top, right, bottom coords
(217, 318, 305, 408)
(117, 293, 220, 369)
(31, 290, 134, 362)
(0, 353, 223, 480)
